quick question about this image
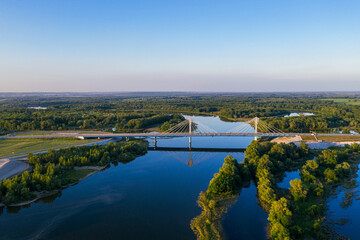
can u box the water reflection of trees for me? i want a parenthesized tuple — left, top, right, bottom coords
(191, 192, 241, 240)
(190, 155, 251, 240)
(0, 153, 140, 216)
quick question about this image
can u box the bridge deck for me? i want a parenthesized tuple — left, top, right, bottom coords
(2, 132, 358, 139)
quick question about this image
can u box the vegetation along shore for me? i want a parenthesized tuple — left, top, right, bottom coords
(191, 141, 360, 240)
(0, 140, 147, 207)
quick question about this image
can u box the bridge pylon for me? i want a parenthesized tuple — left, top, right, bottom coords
(254, 117, 259, 134)
(254, 117, 259, 141)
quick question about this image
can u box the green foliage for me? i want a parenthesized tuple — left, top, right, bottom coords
(244, 140, 262, 161)
(0, 141, 147, 205)
(244, 141, 309, 212)
(324, 168, 338, 183)
(1, 94, 360, 134)
(352, 143, 360, 152)
(289, 179, 308, 201)
(160, 114, 184, 132)
(268, 198, 292, 239)
(219, 156, 240, 176)
(269, 222, 291, 240)
(208, 173, 240, 195)
(192, 141, 358, 240)
(28, 141, 146, 167)
(191, 191, 237, 240)
(208, 156, 241, 195)
(306, 205, 321, 217)
(268, 197, 293, 226)
(300, 142, 309, 156)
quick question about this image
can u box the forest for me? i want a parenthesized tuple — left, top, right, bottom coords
(0, 93, 360, 134)
(191, 141, 360, 240)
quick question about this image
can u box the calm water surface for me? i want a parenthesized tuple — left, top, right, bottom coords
(0, 116, 268, 240)
(1, 115, 357, 239)
(326, 167, 360, 239)
(277, 170, 300, 189)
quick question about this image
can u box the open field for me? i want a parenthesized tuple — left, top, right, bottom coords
(324, 98, 360, 105)
(301, 135, 360, 142)
(0, 138, 99, 157)
(15, 132, 57, 136)
(14, 131, 107, 136)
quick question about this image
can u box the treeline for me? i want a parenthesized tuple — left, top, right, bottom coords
(191, 141, 360, 239)
(265, 115, 358, 133)
(160, 115, 185, 132)
(244, 141, 360, 239)
(117, 114, 182, 131)
(1, 94, 360, 133)
(0, 140, 147, 205)
(282, 146, 359, 239)
(191, 142, 309, 240)
(244, 141, 309, 210)
(244, 141, 310, 239)
(0, 106, 180, 132)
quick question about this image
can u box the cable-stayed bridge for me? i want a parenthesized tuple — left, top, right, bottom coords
(3, 117, 357, 139)
(3, 117, 355, 167)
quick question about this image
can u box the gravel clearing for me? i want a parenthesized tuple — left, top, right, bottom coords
(0, 159, 29, 181)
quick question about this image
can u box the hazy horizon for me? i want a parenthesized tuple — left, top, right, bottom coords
(1, 0, 360, 92)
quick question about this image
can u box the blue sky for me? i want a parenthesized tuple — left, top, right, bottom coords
(1, 0, 360, 92)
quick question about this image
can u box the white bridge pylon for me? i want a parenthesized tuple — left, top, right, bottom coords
(226, 117, 285, 135)
(159, 117, 285, 135)
(160, 117, 218, 135)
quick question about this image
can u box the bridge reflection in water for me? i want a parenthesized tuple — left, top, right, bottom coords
(148, 147, 245, 167)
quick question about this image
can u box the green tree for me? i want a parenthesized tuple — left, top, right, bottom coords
(290, 179, 308, 201)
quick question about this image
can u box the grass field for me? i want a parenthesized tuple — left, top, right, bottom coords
(15, 132, 57, 136)
(0, 138, 99, 157)
(324, 98, 360, 106)
(301, 135, 360, 142)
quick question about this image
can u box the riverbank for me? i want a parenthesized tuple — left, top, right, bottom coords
(0, 138, 113, 182)
(0, 165, 107, 207)
(0, 140, 148, 208)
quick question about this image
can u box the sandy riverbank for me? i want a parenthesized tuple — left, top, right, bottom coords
(272, 136, 360, 149)
(0, 159, 29, 181)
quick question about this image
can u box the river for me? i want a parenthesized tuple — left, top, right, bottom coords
(0, 115, 358, 239)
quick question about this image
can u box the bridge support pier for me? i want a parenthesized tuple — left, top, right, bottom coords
(154, 136, 157, 149)
(189, 136, 192, 150)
